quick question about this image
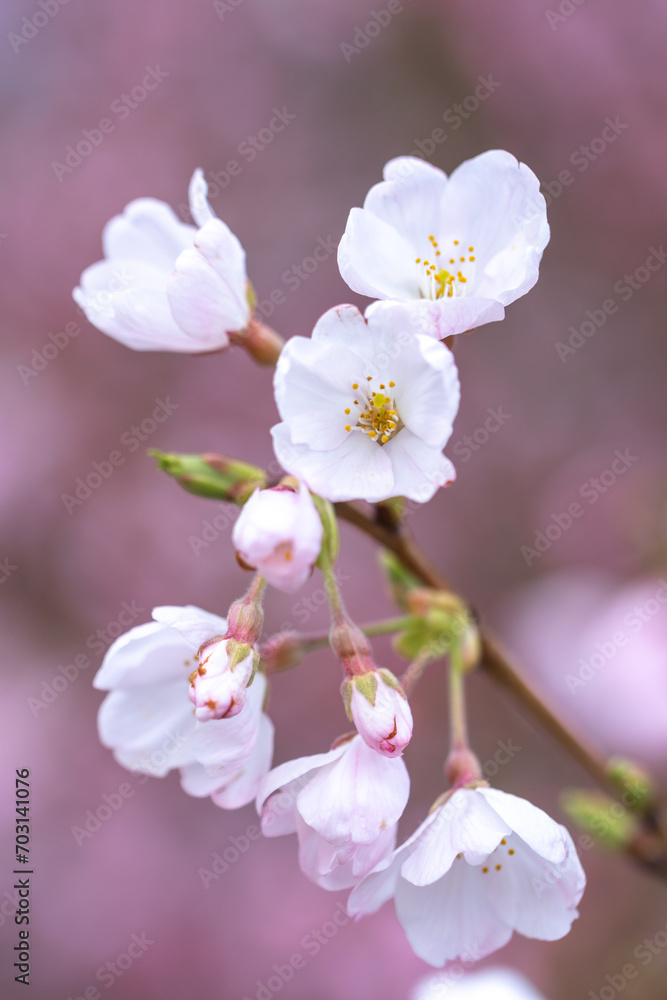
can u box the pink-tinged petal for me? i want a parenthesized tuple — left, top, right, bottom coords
(401, 791, 511, 886)
(102, 197, 196, 270)
(296, 814, 397, 891)
(478, 788, 568, 865)
(256, 744, 347, 837)
(93, 621, 194, 691)
(395, 860, 513, 967)
(338, 207, 421, 300)
(168, 218, 249, 339)
(190, 673, 265, 769)
(394, 297, 506, 340)
(347, 849, 405, 918)
(297, 736, 410, 845)
(271, 422, 394, 503)
(98, 683, 196, 777)
(349, 674, 413, 757)
(482, 828, 585, 942)
(211, 713, 275, 810)
(151, 605, 227, 648)
(382, 431, 456, 503)
(179, 761, 225, 798)
(188, 168, 216, 229)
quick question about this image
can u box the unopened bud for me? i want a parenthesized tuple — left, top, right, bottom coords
(189, 637, 256, 721)
(330, 618, 374, 676)
(342, 668, 413, 758)
(260, 632, 305, 673)
(445, 746, 483, 788)
(561, 789, 636, 851)
(151, 450, 266, 502)
(607, 757, 655, 812)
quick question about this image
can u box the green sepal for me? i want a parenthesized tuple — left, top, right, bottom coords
(353, 671, 379, 706)
(150, 450, 267, 503)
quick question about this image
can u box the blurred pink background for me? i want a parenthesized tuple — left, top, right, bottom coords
(2, 1, 667, 997)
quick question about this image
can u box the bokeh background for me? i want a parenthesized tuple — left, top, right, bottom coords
(2, 1, 667, 997)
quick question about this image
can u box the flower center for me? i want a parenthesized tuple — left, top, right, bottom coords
(343, 376, 402, 445)
(415, 235, 476, 300)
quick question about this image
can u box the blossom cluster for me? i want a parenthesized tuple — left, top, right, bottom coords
(78, 151, 586, 969)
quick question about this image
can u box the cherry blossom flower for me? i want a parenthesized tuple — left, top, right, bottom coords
(348, 785, 585, 967)
(256, 735, 410, 890)
(93, 609, 273, 809)
(271, 301, 460, 503)
(232, 483, 323, 593)
(73, 169, 250, 352)
(343, 668, 413, 758)
(411, 967, 547, 1000)
(338, 151, 549, 338)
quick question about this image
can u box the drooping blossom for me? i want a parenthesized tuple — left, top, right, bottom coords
(349, 785, 585, 967)
(73, 169, 250, 352)
(271, 301, 460, 503)
(256, 735, 410, 890)
(338, 151, 549, 338)
(93, 609, 273, 809)
(232, 482, 323, 593)
(411, 967, 547, 1000)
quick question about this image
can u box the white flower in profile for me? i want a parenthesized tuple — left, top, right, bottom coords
(73, 169, 250, 352)
(271, 301, 460, 503)
(338, 151, 549, 338)
(348, 786, 585, 967)
(411, 967, 547, 1000)
(343, 669, 413, 758)
(93, 607, 273, 809)
(256, 735, 410, 890)
(232, 483, 323, 593)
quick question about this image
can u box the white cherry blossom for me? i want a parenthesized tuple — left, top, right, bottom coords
(348, 786, 585, 967)
(411, 967, 547, 1000)
(73, 169, 250, 352)
(232, 482, 323, 593)
(93, 609, 273, 809)
(256, 735, 410, 890)
(338, 151, 549, 338)
(345, 669, 413, 758)
(271, 301, 460, 503)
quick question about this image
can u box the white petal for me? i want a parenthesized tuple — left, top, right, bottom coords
(296, 814, 397, 891)
(478, 788, 568, 864)
(256, 743, 347, 837)
(338, 208, 420, 300)
(401, 791, 511, 885)
(168, 218, 249, 339)
(113, 287, 210, 352)
(411, 968, 547, 1000)
(382, 430, 456, 503)
(98, 683, 196, 777)
(151, 605, 227, 649)
(188, 168, 216, 229)
(347, 848, 405, 917)
(93, 621, 194, 690)
(271, 422, 394, 503)
(391, 296, 506, 339)
(102, 197, 196, 270)
(191, 673, 265, 769)
(211, 712, 275, 809)
(396, 860, 513, 967)
(482, 827, 585, 941)
(296, 736, 410, 845)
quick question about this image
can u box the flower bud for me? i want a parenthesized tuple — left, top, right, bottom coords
(189, 637, 256, 721)
(151, 450, 267, 503)
(342, 668, 413, 758)
(232, 483, 323, 593)
(260, 632, 305, 674)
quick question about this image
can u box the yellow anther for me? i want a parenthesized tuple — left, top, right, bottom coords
(389, 381, 395, 387)
(468, 246, 474, 252)
(366, 376, 372, 381)
(508, 849, 515, 855)
(453, 239, 459, 245)
(344, 408, 350, 415)
(415, 257, 421, 263)
(501, 839, 507, 845)
(450, 258, 455, 264)
(482, 866, 489, 874)
(379, 383, 385, 389)
(352, 382, 358, 389)
(495, 864, 502, 871)
(469, 256, 475, 262)
(460, 256, 466, 262)
(381, 435, 389, 443)
(345, 425, 351, 432)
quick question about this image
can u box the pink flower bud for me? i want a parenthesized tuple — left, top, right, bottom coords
(232, 482, 323, 593)
(345, 669, 413, 758)
(189, 638, 255, 722)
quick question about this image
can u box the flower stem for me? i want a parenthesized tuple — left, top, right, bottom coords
(448, 637, 468, 753)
